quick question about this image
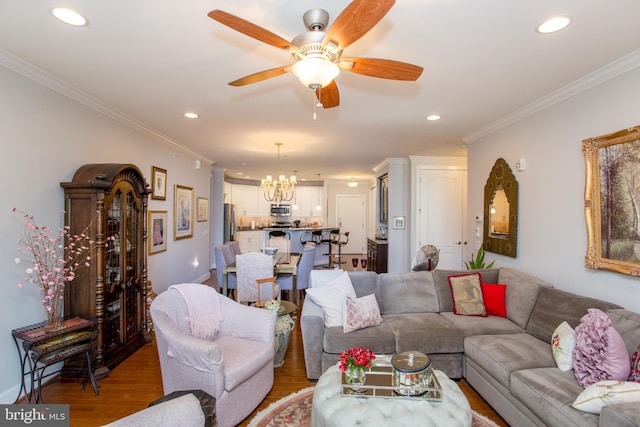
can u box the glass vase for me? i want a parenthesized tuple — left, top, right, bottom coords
(44, 290, 65, 332)
(345, 366, 367, 393)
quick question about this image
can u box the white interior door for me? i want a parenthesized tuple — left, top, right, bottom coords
(417, 170, 464, 269)
(336, 195, 366, 255)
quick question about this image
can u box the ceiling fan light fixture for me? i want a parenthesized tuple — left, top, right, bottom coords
(292, 57, 340, 88)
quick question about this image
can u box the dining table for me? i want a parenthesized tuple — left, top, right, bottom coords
(223, 253, 302, 306)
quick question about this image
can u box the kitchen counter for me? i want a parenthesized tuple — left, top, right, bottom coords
(262, 227, 337, 231)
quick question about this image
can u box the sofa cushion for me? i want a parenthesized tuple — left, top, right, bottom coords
(572, 380, 640, 414)
(464, 334, 555, 390)
(323, 322, 396, 355)
(433, 268, 499, 312)
(440, 312, 524, 336)
(448, 272, 487, 316)
(573, 308, 631, 388)
(526, 287, 621, 344)
(343, 294, 383, 333)
(384, 313, 465, 353)
(498, 267, 553, 329)
(348, 271, 380, 300)
(607, 308, 640, 356)
(377, 270, 438, 314)
(510, 368, 599, 427)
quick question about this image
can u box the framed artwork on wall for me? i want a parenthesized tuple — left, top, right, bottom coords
(149, 210, 168, 254)
(151, 166, 167, 200)
(392, 216, 406, 229)
(197, 197, 209, 222)
(584, 124, 640, 276)
(174, 185, 193, 240)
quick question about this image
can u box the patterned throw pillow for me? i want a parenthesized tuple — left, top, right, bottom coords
(551, 321, 576, 372)
(448, 273, 487, 316)
(630, 345, 640, 382)
(343, 294, 383, 333)
(572, 380, 640, 414)
(573, 308, 631, 388)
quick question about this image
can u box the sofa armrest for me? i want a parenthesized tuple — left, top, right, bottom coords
(300, 297, 325, 380)
(148, 390, 216, 427)
(600, 402, 640, 427)
(102, 391, 213, 427)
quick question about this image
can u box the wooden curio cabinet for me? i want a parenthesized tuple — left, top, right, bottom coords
(61, 164, 151, 377)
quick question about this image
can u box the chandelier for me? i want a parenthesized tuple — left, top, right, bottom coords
(261, 143, 297, 203)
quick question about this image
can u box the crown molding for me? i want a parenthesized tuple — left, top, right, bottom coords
(463, 49, 640, 143)
(0, 49, 213, 164)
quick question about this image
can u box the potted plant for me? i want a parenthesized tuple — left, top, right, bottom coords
(465, 246, 495, 270)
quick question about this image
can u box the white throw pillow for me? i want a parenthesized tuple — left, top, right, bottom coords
(551, 321, 576, 371)
(305, 271, 356, 327)
(309, 269, 346, 288)
(343, 294, 383, 333)
(572, 380, 640, 414)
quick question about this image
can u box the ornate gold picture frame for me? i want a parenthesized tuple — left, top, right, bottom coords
(584, 125, 640, 276)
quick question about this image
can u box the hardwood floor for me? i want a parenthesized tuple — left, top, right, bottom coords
(33, 303, 508, 426)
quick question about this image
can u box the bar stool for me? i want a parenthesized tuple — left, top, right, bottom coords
(330, 230, 349, 267)
(268, 230, 290, 240)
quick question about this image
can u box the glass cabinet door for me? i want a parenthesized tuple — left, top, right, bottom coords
(103, 182, 143, 354)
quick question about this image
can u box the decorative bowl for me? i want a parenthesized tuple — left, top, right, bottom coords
(264, 299, 280, 310)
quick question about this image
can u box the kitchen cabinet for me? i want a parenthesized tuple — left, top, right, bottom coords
(60, 164, 151, 377)
(237, 230, 263, 253)
(367, 238, 388, 273)
(294, 186, 323, 217)
(231, 184, 259, 217)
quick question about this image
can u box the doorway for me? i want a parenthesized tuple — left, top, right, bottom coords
(336, 195, 366, 256)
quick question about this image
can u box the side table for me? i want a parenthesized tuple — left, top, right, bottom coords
(12, 316, 99, 403)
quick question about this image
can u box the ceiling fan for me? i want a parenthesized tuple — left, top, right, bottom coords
(208, 0, 423, 109)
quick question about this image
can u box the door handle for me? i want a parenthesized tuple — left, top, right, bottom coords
(456, 241, 462, 245)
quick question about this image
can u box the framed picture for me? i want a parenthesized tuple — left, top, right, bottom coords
(392, 216, 406, 229)
(151, 166, 167, 200)
(148, 210, 168, 254)
(584, 125, 640, 276)
(197, 197, 209, 222)
(174, 185, 194, 240)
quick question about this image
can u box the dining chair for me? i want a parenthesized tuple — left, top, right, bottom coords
(226, 240, 241, 257)
(276, 244, 316, 304)
(267, 236, 291, 263)
(235, 252, 281, 304)
(214, 245, 237, 298)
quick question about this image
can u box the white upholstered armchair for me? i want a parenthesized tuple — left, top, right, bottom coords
(150, 283, 276, 427)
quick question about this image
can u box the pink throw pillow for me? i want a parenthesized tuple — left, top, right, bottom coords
(343, 294, 383, 333)
(573, 308, 631, 388)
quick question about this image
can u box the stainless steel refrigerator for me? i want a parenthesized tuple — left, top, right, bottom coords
(223, 203, 236, 242)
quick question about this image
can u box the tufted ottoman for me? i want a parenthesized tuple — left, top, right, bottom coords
(311, 364, 472, 427)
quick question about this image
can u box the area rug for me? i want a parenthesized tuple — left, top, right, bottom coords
(248, 387, 500, 427)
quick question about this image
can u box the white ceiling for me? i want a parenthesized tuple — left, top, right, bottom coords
(1, 0, 640, 182)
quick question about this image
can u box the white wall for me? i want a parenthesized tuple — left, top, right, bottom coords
(468, 65, 640, 314)
(0, 64, 211, 402)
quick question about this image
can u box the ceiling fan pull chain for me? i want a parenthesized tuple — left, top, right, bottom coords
(313, 89, 318, 120)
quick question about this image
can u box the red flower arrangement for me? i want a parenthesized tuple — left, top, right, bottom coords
(339, 347, 376, 373)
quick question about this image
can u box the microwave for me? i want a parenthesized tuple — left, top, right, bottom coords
(271, 203, 291, 217)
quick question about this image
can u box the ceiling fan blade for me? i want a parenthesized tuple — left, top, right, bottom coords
(322, 0, 395, 50)
(208, 10, 297, 52)
(315, 81, 340, 108)
(228, 66, 290, 87)
(340, 57, 423, 81)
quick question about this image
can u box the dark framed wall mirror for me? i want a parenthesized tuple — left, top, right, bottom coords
(483, 158, 518, 257)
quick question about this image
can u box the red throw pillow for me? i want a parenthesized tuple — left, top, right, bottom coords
(481, 283, 507, 317)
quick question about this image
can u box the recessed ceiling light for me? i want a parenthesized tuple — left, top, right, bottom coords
(426, 115, 441, 121)
(536, 16, 571, 34)
(52, 8, 87, 26)
(184, 112, 199, 119)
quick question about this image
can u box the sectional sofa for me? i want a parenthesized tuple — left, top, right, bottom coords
(300, 268, 640, 427)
